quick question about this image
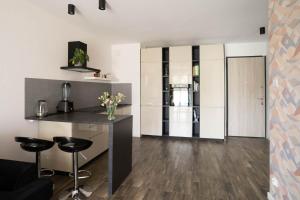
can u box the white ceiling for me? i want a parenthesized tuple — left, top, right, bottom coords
(28, 0, 268, 46)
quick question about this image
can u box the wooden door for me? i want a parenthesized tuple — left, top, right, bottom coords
(228, 57, 265, 137)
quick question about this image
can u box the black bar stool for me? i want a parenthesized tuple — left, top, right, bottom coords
(15, 137, 55, 178)
(53, 137, 93, 200)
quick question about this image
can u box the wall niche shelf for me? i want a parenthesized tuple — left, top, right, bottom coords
(162, 47, 170, 136)
(192, 46, 200, 137)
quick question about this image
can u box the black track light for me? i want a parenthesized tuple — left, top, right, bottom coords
(260, 27, 266, 35)
(99, 0, 106, 10)
(68, 4, 75, 15)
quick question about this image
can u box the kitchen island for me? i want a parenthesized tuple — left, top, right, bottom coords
(26, 107, 132, 196)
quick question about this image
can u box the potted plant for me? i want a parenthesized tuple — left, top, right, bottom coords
(69, 48, 89, 66)
(98, 92, 126, 120)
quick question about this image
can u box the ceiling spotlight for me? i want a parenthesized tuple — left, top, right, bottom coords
(260, 27, 266, 35)
(68, 4, 75, 15)
(99, 0, 106, 10)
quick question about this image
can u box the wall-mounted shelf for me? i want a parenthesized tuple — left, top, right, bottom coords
(61, 42, 100, 73)
(84, 77, 112, 82)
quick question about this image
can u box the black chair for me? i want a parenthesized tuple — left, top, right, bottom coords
(0, 159, 53, 200)
(53, 137, 93, 200)
(15, 137, 55, 178)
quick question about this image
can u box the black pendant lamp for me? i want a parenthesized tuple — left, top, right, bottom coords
(99, 0, 106, 10)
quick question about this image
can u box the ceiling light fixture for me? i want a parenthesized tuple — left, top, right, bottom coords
(260, 27, 266, 35)
(68, 4, 75, 15)
(99, 0, 106, 10)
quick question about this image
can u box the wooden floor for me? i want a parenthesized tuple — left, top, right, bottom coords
(51, 137, 269, 200)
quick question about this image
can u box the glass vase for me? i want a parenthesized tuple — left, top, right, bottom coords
(106, 105, 116, 120)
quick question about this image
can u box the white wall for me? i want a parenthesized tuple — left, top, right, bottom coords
(0, 0, 112, 162)
(225, 42, 267, 57)
(111, 44, 141, 137)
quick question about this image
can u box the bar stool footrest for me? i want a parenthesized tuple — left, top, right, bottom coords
(69, 170, 91, 179)
(40, 168, 55, 177)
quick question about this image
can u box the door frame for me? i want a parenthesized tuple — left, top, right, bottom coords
(225, 56, 267, 138)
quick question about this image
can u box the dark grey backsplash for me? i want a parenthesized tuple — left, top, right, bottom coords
(25, 78, 132, 117)
(112, 83, 132, 105)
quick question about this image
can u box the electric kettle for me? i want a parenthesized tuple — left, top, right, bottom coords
(36, 100, 48, 118)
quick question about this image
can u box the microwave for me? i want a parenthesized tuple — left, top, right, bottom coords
(170, 84, 192, 107)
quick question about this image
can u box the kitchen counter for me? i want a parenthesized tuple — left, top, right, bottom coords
(26, 112, 131, 124)
(25, 105, 132, 124)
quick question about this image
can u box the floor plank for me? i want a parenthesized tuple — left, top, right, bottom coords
(51, 137, 269, 200)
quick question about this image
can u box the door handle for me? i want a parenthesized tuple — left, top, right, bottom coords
(257, 98, 264, 100)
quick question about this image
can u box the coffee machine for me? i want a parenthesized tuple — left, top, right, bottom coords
(57, 82, 74, 113)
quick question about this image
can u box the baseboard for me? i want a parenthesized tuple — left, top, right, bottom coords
(141, 135, 225, 142)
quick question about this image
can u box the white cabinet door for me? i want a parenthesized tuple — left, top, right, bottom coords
(38, 122, 109, 172)
(200, 44, 224, 60)
(141, 62, 162, 106)
(200, 60, 224, 107)
(199, 44, 225, 140)
(169, 107, 192, 137)
(141, 106, 162, 136)
(200, 107, 224, 139)
(169, 46, 192, 84)
(170, 46, 192, 62)
(141, 48, 162, 62)
(141, 48, 163, 136)
(169, 61, 192, 84)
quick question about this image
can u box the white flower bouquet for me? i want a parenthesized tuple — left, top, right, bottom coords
(98, 92, 126, 120)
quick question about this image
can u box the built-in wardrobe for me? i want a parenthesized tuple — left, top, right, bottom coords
(141, 44, 225, 140)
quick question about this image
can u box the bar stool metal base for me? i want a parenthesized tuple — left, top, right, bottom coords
(59, 186, 92, 200)
(36, 152, 55, 178)
(53, 138, 93, 200)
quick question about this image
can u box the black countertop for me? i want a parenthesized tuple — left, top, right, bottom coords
(76, 104, 130, 113)
(25, 105, 132, 124)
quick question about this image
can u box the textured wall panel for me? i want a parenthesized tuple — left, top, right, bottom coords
(269, 0, 300, 199)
